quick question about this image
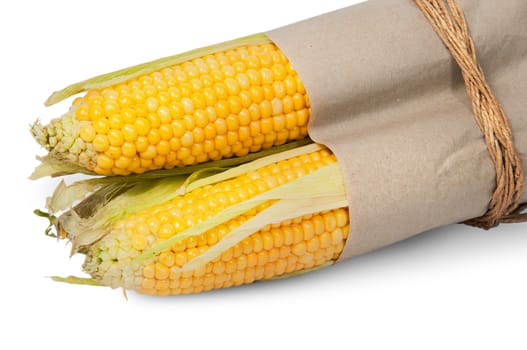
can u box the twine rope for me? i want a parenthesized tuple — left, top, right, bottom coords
(414, 0, 527, 229)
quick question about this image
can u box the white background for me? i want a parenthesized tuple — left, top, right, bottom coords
(1, 1, 526, 349)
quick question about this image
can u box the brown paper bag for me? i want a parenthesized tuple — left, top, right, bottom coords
(267, 0, 527, 260)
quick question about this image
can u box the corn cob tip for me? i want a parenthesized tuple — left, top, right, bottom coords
(30, 113, 98, 178)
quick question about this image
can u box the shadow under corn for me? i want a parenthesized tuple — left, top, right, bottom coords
(131, 221, 527, 303)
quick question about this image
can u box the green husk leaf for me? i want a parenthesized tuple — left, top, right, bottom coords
(45, 33, 270, 106)
(68, 182, 132, 220)
(63, 176, 187, 254)
(46, 179, 102, 213)
(176, 194, 348, 273)
(177, 143, 323, 195)
(178, 167, 228, 194)
(32, 138, 312, 179)
(49, 275, 103, 286)
(30, 155, 94, 179)
(132, 162, 347, 269)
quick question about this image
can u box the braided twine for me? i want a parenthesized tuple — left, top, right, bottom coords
(414, 0, 527, 229)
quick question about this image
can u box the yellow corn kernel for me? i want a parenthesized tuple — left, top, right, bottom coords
(79, 125, 96, 142)
(75, 104, 90, 121)
(96, 154, 114, 170)
(107, 129, 124, 147)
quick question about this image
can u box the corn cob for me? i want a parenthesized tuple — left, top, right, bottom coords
(46, 145, 349, 295)
(31, 36, 310, 176)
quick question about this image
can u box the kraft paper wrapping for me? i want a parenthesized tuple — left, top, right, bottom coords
(266, 0, 527, 260)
